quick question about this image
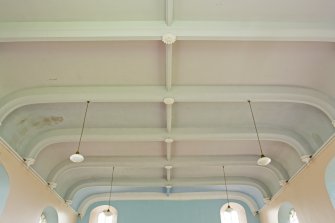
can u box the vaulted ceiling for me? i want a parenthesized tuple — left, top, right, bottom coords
(1, 0, 335, 217)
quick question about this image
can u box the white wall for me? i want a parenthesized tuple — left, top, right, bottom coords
(259, 136, 335, 223)
(0, 141, 77, 223)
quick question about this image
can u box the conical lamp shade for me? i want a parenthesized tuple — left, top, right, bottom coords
(70, 151, 84, 163)
(103, 209, 113, 217)
(257, 155, 271, 166)
(226, 205, 234, 213)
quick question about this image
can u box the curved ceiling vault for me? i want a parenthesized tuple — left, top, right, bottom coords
(1, 0, 335, 216)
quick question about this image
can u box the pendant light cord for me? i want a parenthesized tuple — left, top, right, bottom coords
(222, 166, 230, 206)
(108, 166, 115, 208)
(77, 101, 90, 153)
(248, 100, 264, 155)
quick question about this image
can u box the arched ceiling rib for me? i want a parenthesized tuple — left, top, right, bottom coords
(64, 177, 271, 201)
(47, 156, 288, 184)
(71, 185, 264, 212)
(0, 86, 335, 125)
(50, 165, 281, 197)
(77, 191, 260, 217)
(22, 127, 311, 159)
(32, 140, 303, 180)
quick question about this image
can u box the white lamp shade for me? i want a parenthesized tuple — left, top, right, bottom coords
(257, 155, 271, 166)
(226, 205, 234, 213)
(70, 152, 84, 163)
(103, 209, 113, 216)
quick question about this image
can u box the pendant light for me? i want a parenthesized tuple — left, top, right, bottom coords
(247, 100, 271, 166)
(104, 166, 115, 217)
(69, 101, 90, 163)
(222, 166, 233, 212)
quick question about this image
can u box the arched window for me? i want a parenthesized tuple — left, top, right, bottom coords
(325, 156, 335, 208)
(39, 214, 47, 223)
(39, 206, 58, 223)
(220, 203, 248, 223)
(278, 202, 300, 223)
(97, 212, 113, 223)
(289, 209, 299, 223)
(0, 165, 9, 217)
(221, 210, 239, 223)
(89, 205, 117, 223)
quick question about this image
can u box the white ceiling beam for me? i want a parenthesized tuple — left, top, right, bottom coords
(165, 0, 174, 26)
(165, 165, 173, 181)
(1, 21, 335, 42)
(47, 155, 288, 183)
(162, 34, 176, 91)
(164, 98, 174, 133)
(22, 127, 312, 159)
(77, 191, 259, 217)
(165, 138, 173, 161)
(166, 105, 172, 133)
(1, 86, 334, 126)
(165, 44, 173, 90)
(64, 176, 271, 201)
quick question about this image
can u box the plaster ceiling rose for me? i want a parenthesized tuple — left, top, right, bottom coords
(162, 34, 176, 45)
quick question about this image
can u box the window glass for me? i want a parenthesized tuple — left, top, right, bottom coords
(220, 203, 247, 223)
(39, 214, 47, 223)
(221, 210, 240, 223)
(0, 165, 10, 216)
(325, 157, 335, 208)
(89, 205, 117, 223)
(98, 212, 113, 223)
(289, 209, 299, 223)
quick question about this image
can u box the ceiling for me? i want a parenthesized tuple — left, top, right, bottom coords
(0, 0, 335, 216)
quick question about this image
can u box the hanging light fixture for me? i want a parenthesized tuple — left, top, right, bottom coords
(69, 101, 90, 163)
(247, 100, 271, 166)
(104, 166, 115, 217)
(222, 166, 234, 213)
